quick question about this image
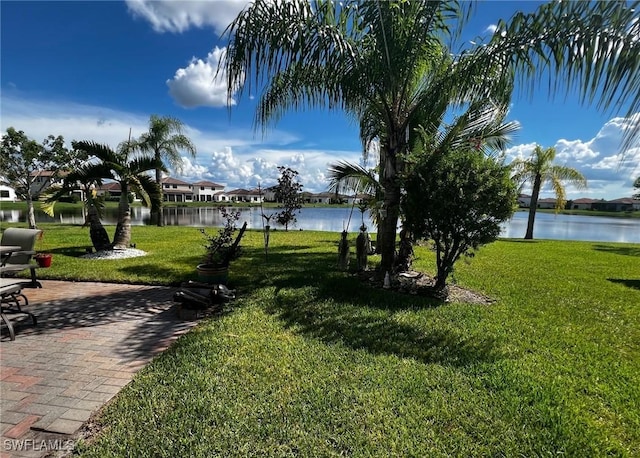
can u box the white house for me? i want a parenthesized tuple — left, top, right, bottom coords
(304, 192, 334, 204)
(213, 191, 229, 202)
(344, 193, 370, 205)
(192, 180, 225, 202)
(261, 185, 278, 202)
(226, 188, 264, 203)
(517, 193, 531, 208)
(0, 184, 19, 202)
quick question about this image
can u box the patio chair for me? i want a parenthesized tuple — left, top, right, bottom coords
(1, 228, 43, 288)
(0, 278, 38, 341)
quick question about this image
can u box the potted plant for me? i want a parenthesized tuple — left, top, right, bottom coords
(34, 252, 53, 268)
(34, 231, 53, 268)
(197, 207, 247, 284)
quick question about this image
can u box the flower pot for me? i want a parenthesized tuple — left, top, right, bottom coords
(196, 263, 229, 285)
(35, 253, 53, 268)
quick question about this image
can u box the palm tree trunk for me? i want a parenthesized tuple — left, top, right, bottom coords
(113, 187, 132, 249)
(152, 162, 163, 226)
(378, 142, 401, 276)
(525, 174, 542, 239)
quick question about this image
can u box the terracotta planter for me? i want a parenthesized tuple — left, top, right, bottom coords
(196, 263, 229, 285)
(35, 253, 53, 268)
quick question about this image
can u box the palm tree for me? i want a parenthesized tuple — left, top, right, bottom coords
(222, 0, 640, 274)
(329, 102, 520, 268)
(511, 145, 587, 239)
(72, 140, 165, 249)
(137, 115, 196, 225)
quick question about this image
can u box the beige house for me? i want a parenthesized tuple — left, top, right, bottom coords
(536, 198, 557, 209)
(570, 198, 600, 210)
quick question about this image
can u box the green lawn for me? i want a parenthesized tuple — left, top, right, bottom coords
(4, 223, 639, 456)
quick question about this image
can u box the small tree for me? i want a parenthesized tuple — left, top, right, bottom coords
(633, 176, 640, 200)
(274, 166, 304, 231)
(0, 127, 81, 228)
(403, 148, 517, 293)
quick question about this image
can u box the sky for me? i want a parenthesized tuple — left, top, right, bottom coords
(1, 0, 638, 199)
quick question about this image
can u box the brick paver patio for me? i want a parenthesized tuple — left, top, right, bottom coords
(1, 280, 198, 457)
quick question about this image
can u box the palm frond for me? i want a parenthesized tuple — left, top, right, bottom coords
(327, 160, 380, 196)
(130, 173, 162, 208)
(480, 0, 640, 150)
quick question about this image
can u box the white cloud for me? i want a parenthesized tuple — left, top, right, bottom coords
(13, 93, 638, 198)
(125, 0, 248, 34)
(193, 146, 361, 192)
(504, 142, 537, 162)
(0, 94, 360, 192)
(179, 157, 209, 179)
(167, 47, 238, 108)
(0, 95, 148, 149)
(554, 139, 598, 162)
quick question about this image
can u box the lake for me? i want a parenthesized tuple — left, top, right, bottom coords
(1, 206, 638, 243)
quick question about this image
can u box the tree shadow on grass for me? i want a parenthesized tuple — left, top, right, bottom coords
(608, 278, 640, 291)
(266, 289, 499, 367)
(258, 258, 501, 367)
(593, 244, 640, 257)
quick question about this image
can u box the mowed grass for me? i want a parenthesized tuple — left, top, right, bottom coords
(4, 223, 639, 456)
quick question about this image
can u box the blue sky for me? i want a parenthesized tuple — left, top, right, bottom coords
(1, 0, 638, 199)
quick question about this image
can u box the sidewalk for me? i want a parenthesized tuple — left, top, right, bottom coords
(0, 280, 198, 458)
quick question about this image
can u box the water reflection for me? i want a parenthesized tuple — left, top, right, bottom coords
(1, 206, 639, 243)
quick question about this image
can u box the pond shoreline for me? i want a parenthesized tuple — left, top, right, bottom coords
(1, 203, 639, 243)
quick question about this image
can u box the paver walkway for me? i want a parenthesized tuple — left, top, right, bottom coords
(1, 280, 198, 458)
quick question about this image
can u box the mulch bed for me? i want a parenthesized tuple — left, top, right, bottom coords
(358, 270, 495, 305)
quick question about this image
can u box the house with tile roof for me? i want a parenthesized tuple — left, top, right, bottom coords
(536, 198, 558, 209)
(192, 180, 226, 202)
(570, 198, 602, 210)
(226, 188, 264, 203)
(592, 197, 639, 212)
(161, 177, 193, 202)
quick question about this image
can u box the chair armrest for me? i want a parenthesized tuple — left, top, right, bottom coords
(1, 263, 39, 274)
(10, 250, 36, 256)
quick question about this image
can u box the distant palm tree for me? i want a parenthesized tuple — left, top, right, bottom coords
(511, 145, 587, 239)
(137, 115, 196, 225)
(222, 0, 639, 274)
